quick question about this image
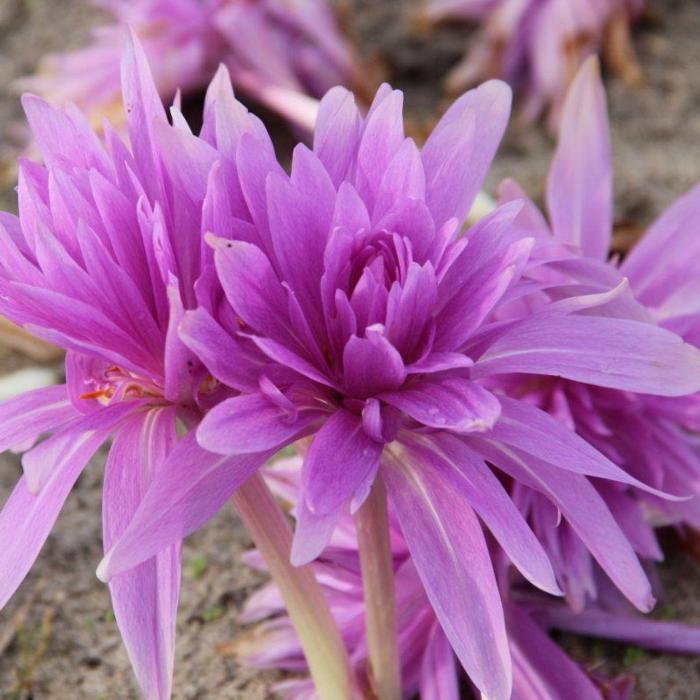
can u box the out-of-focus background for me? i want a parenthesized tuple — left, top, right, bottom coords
(1, 0, 700, 697)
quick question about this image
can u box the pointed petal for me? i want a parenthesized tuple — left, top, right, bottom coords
(380, 377, 501, 432)
(290, 498, 341, 566)
(0, 385, 76, 453)
(98, 433, 271, 580)
(420, 624, 460, 700)
(473, 315, 700, 396)
(302, 409, 382, 515)
(486, 397, 678, 499)
(197, 393, 320, 455)
(383, 451, 512, 700)
(405, 433, 561, 596)
(103, 409, 180, 700)
(475, 440, 654, 611)
(547, 57, 612, 259)
(423, 80, 511, 227)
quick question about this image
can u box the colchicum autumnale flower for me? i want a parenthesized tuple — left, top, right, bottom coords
(494, 56, 700, 612)
(19, 0, 359, 132)
(90, 57, 700, 700)
(234, 459, 700, 700)
(0, 35, 352, 700)
(423, 0, 645, 127)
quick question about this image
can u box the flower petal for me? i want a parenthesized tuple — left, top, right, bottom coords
(98, 432, 271, 580)
(422, 80, 511, 227)
(473, 315, 700, 396)
(380, 377, 501, 432)
(547, 57, 612, 260)
(302, 409, 382, 515)
(103, 408, 180, 700)
(383, 450, 512, 700)
(197, 393, 320, 456)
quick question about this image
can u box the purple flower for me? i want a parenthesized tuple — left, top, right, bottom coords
(0, 35, 272, 700)
(493, 56, 700, 610)
(423, 0, 644, 128)
(20, 0, 358, 132)
(93, 65, 700, 699)
(235, 460, 700, 700)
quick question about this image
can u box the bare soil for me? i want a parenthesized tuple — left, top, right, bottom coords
(1, 0, 700, 697)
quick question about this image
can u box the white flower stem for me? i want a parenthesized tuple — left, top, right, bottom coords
(355, 474, 402, 700)
(232, 473, 355, 700)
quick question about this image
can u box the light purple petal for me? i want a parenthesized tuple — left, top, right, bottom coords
(486, 397, 678, 499)
(383, 451, 512, 700)
(547, 57, 612, 260)
(0, 385, 76, 453)
(380, 377, 501, 432)
(290, 497, 341, 566)
(420, 624, 460, 700)
(22, 401, 139, 493)
(103, 409, 180, 700)
(0, 405, 127, 607)
(197, 392, 320, 456)
(475, 439, 654, 611)
(98, 432, 272, 580)
(405, 433, 561, 596)
(422, 80, 511, 227)
(302, 409, 382, 515)
(473, 315, 700, 396)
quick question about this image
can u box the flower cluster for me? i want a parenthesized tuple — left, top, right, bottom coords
(235, 459, 700, 700)
(423, 0, 645, 127)
(1, 30, 700, 700)
(20, 0, 359, 132)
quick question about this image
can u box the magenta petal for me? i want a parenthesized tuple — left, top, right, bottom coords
(0, 385, 76, 453)
(290, 497, 341, 566)
(422, 80, 511, 227)
(383, 453, 512, 700)
(0, 406, 121, 607)
(342, 331, 406, 397)
(302, 409, 382, 515)
(98, 433, 271, 580)
(477, 441, 655, 612)
(211, 237, 291, 341)
(197, 393, 319, 455)
(103, 409, 180, 700)
(22, 401, 138, 493)
(473, 315, 700, 396)
(420, 624, 460, 700)
(487, 397, 678, 499)
(547, 57, 612, 260)
(406, 433, 561, 596)
(380, 377, 501, 432)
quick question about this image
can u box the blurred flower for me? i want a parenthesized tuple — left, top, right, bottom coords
(423, 0, 645, 128)
(19, 0, 360, 132)
(493, 56, 700, 610)
(233, 460, 700, 700)
(94, 70, 700, 699)
(0, 34, 274, 700)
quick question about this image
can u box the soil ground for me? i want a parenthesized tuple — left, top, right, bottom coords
(1, 0, 700, 697)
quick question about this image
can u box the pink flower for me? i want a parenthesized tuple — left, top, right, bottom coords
(20, 0, 358, 132)
(95, 64, 700, 699)
(0, 35, 271, 699)
(493, 57, 700, 609)
(424, 0, 644, 128)
(234, 459, 700, 700)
